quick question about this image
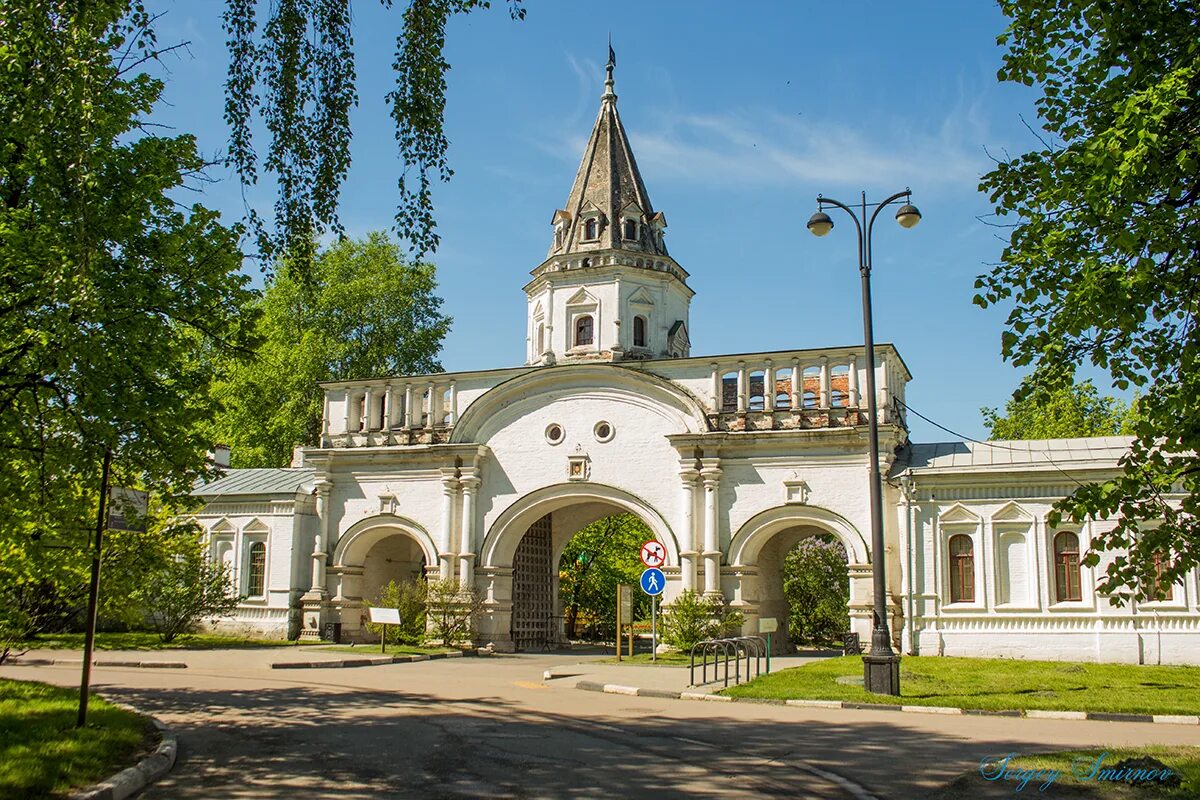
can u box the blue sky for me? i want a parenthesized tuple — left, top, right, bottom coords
(148, 1, 1057, 443)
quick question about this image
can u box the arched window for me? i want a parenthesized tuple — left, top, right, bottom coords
(247, 542, 266, 597)
(721, 372, 738, 412)
(1054, 531, 1081, 602)
(831, 389, 848, 408)
(802, 390, 817, 409)
(774, 368, 792, 409)
(633, 315, 647, 348)
(536, 323, 545, 355)
(575, 315, 594, 346)
(948, 534, 974, 603)
(623, 219, 637, 240)
(748, 370, 765, 411)
(1151, 550, 1175, 601)
(584, 218, 598, 240)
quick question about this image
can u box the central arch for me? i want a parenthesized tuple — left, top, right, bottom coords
(481, 482, 679, 569)
(478, 482, 677, 652)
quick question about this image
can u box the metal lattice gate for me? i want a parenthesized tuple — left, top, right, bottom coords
(511, 514, 554, 651)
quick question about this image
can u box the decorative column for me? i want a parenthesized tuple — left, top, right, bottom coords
(710, 363, 720, 412)
(819, 356, 830, 408)
(459, 472, 480, 585)
(736, 361, 747, 413)
(790, 358, 801, 410)
(321, 393, 330, 440)
(439, 469, 459, 579)
(679, 465, 700, 592)
(878, 356, 890, 419)
(300, 478, 334, 640)
(763, 359, 775, 412)
(383, 384, 395, 429)
(448, 381, 458, 426)
(848, 355, 859, 407)
(403, 384, 414, 428)
(427, 381, 437, 427)
(700, 462, 723, 598)
(362, 390, 375, 432)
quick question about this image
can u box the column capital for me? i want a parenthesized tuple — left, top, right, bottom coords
(440, 468, 460, 490)
(460, 474, 481, 492)
(314, 478, 334, 494)
(678, 467, 700, 484)
(700, 468, 723, 487)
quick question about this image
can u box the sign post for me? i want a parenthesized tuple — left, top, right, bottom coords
(759, 617, 778, 674)
(639, 541, 667, 663)
(368, 607, 402, 654)
(639, 567, 665, 662)
(616, 584, 632, 661)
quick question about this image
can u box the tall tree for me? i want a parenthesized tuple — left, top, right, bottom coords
(222, 0, 526, 268)
(208, 232, 452, 468)
(982, 379, 1135, 440)
(976, 0, 1200, 602)
(0, 2, 255, 621)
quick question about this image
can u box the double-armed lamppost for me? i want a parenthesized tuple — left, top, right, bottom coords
(807, 190, 921, 696)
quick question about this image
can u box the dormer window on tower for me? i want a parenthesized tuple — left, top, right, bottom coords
(633, 315, 647, 348)
(623, 219, 637, 240)
(584, 218, 598, 241)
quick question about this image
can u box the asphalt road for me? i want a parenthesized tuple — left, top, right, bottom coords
(5, 650, 1198, 799)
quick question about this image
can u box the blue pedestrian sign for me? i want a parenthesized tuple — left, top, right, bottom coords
(640, 567, 665, 596)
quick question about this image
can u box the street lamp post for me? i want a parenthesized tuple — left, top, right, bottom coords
(807, 189, 921, 696)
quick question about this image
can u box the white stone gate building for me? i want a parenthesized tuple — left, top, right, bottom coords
(193, 66, 1200, 665)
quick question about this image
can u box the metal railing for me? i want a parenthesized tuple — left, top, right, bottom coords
(688, 636, 768, 688)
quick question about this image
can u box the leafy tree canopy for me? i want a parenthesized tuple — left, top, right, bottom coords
(222, 0, 526, 268)
(207, 232, 452, 468)
(558, 515, 651, 638)
(976, 0, 1200, 602)
(0, 1, 255, 616)
(982, 379, 1137, 440)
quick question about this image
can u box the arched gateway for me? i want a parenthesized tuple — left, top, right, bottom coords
(475, 483, 677, 651)
(195, 57, 1196, 666)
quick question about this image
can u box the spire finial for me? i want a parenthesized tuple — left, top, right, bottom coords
(604, 37, 616, 99)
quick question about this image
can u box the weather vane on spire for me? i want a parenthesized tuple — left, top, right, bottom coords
(603, 36, 617, 98)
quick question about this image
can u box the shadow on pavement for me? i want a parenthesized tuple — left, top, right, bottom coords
(99, 681, 1093, 800)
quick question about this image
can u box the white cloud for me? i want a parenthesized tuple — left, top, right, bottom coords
(532, 58, 994, 195)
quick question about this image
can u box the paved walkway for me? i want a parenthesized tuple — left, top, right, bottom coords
(541, 653, 828, 694)
(4, 648, 1198, 799)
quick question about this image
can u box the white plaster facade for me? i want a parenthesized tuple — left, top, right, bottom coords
(192, 66, 1200, 664)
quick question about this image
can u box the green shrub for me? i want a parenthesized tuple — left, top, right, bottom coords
(661, 590, 743, 652)
(782, 535, 849, 646)
(365, 580, 427, 645)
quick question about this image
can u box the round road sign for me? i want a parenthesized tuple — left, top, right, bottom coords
(639, 540, 667, 568)
(640, 567, 666, 596)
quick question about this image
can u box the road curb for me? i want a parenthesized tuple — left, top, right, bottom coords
(270, 650, 470, 670)
(568, 682, 1200, 724)
(7, 657, 187, 669)
(70, 711, 177, 800)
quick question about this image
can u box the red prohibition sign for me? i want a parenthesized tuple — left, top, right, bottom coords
(640, 540, 666, 568)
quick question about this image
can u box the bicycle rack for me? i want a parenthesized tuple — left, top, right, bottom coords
(689, 635, 769, 688)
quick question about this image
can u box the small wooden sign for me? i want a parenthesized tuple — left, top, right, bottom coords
(368, 607, 401, 625)
(758, 617, 778, 634)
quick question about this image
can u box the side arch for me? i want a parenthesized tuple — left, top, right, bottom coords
(332, 513, 439, 567)
(729, 505, 869, 566)
(481, 482, 678, 568)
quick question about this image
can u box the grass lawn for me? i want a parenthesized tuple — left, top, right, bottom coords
(722, 655, 1200, 715)
(12, 632, 321, 651)
(933, 746, 1200, 799)
(315, 644, 459, 656)
(597, 652, 692, 666)
(0, 679, 152, 798)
